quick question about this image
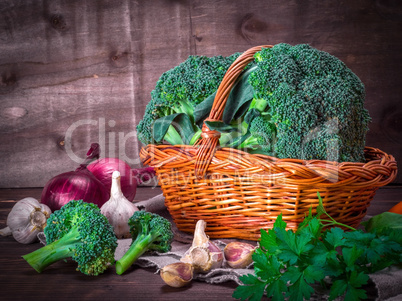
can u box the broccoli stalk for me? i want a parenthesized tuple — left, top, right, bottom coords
(248, 97, 268, 112)
(115, 231, 159, 274)
(22, 200, 117, 276)
(115, 210, 174, 275)
(22, 227, 81, 273)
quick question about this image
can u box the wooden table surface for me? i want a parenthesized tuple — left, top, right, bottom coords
(0, 186, 400, 301)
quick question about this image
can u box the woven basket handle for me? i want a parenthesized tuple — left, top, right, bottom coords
(194, 45, 273, 179)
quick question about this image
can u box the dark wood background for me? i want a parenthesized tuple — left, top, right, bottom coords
(1, 0, 401, 188)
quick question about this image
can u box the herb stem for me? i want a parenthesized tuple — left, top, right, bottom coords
(320, 219, 357, 231)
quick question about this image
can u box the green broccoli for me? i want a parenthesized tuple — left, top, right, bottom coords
(115, 210, 174, 275)
(136, 53, 241, 146)
(138, 43, 369, 162)
(22, 200, 117, 276)
(218, 43, 369, 161)
(247, 43, 370, 162)
(238, 114, 277, 154)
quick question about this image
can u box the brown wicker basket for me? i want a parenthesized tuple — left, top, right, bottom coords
(140, 45, 398, 241)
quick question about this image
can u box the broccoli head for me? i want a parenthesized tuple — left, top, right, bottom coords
(115, 210, 174, 275)
(137, 43, 369, 162)
(136, 53, 241, 145)
(248, 43, 370, 162)
(22, 200, 117, 276)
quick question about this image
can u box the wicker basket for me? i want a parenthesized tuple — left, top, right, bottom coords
(140, 46, 397, 240)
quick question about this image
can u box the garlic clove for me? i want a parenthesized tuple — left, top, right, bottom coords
(191, 220, 209, 247)
(187, 247, 211, 272)
(11, 221, 41, 244)
(100, 170, 138, 238)
(208, 241, 224, 270)
(186, 245, 223, 273)
(224, 241, 256, 269)
(2, 197, 52, 244)
(181, 220, 223, 273)
(0, 226, 12, 236)
(160, 262, 194, 288)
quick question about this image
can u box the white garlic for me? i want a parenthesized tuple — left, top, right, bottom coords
(101, 170, 138, 238)
(0, 197, 51, 244)
(160, 262, 194, 288)
(181, 220, 223, 273)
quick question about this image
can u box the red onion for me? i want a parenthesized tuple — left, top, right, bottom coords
(132, 166, 156, 185)
(41, 143, 109, 211)
(87, 158, 155, 202)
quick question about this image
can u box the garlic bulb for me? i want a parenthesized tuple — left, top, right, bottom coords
(0, 197, 51, 244)
(181, 220, 223, 273)
(101, 170, 138, 238)
(160, 262, 194, 288)
(224, 241, 256, 269)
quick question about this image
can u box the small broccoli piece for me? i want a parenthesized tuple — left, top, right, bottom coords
(22, 200, 117, 276)
(239, 115, 277, 154)
(115, 210, 174, 275)
(136, 53, 240, 145)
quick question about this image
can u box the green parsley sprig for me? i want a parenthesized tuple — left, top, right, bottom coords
(233, 192, 402, 301)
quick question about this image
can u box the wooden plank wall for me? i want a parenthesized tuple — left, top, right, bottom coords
(1, 0, 401, 188)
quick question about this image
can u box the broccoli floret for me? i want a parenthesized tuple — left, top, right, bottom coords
(248, 43, 370, 162)
(136, 105, 158, 147)
(239, 114, 277, 154)
(136, 53, 240, 145)
(22, 200, 117, 276)
(115, 210, 174, 275)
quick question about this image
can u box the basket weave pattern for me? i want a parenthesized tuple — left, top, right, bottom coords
(140, 45, 398, 240)
(141, 145, 397, 240)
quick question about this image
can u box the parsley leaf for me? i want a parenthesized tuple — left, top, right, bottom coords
(283, 267, 315, 301)
(342, 246, 364, 272)
(233, 192, 402, 301)
(265, 278, 287, 301)
(232, 274, 266, 301)
(330, 273, 369, 301)
(253, 249, 277, 280)
(259, 228, 278, 254)
(324, 227, 345, 248)
(345, 271, 369, 301)
(329, 279, 348, 300)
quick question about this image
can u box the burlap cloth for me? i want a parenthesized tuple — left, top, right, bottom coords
(128, 194, 402, 301)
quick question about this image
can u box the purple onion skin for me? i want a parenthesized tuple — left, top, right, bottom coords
(41, 143, 109, 211)
(87, 158, 155, 202)
(132, 167, 156, 185)
(41, 168, 109, 212)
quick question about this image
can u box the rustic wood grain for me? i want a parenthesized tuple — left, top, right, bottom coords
(0, 186, 400, 301)
(0, 0, 401, 188)
(0, 187, 240, 301)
